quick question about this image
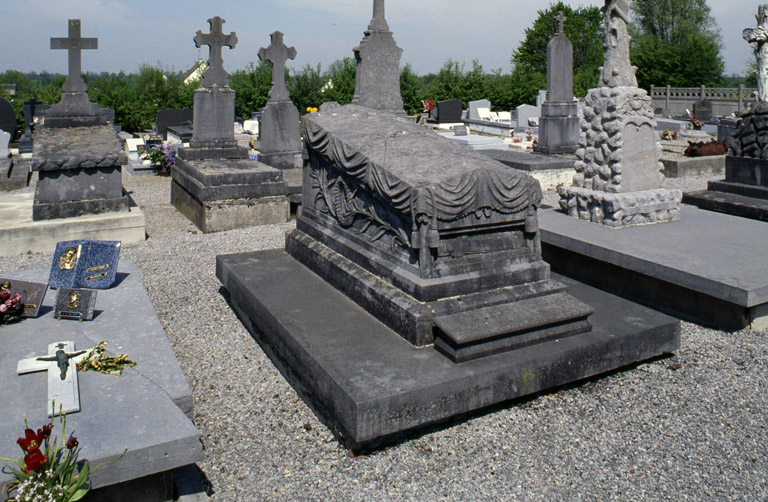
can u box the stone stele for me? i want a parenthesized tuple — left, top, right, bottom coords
(558, 0, 681, 227)
(351, 0, 405, 115)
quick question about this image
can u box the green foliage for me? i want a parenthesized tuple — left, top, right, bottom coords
(630, 0, 725, 89)
(230, 61, 273, 119)
(511, 1, 603, 100)
(400, 64, 422, 115)
(321, 57, 357, 105)
(287, 64, 324, 114)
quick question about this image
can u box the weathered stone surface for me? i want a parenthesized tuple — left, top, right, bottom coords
(194, 16, 237, 88)
(259, 97, 301, 170)
(351, 0, 405, 115)
(32, 126, 127, 171)
(190, 87, 237, 149)
(743, 5, 768, 102)
(599, 0, 637, 88)
(258, 31, 296, 103)
(172, 159, 287, 201)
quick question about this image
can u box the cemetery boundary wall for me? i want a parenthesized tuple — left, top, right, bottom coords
(649, 85, 758, 118)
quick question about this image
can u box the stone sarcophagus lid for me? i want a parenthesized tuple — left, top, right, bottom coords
(288, 105, 593, 361)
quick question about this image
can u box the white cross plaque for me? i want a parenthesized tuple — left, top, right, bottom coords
(17, 341, 92, 417)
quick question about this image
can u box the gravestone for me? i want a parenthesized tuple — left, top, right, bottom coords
(156, 108, 193, 139)
(351, 0, 405, 115)
(557, 0, 681, 227)
(19, 99, 51, 154)
(170, 17, 288, 233)
(31, 19, 131, 221)
(467, 99, 491, 121)
(535, 11, 580, 154)
(0, 97, 17, 140)
(684, 4, 768, 221)
(693, 100, 713, 122)
(257, 31, 302, 170)
(435, 98, 463, 123)
(217, 104, 680, 449)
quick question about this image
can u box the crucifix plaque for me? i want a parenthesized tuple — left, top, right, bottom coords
(194, 16, 237, 87)
(51, 19, 98, 93)
(17, 341, 92, 416)
(258, 31, 297, 102)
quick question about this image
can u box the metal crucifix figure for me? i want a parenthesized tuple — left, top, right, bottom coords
(194, 16, 237, 87)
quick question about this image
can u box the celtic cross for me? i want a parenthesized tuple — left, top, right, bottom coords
(258, 31, 297, 102)
(194, 16, 237, 87)
(555, 11, 567, 35)
(51, 20, 97, 93)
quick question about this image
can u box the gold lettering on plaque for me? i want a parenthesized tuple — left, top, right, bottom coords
(67, 291, 81, 309)
(59, 246, 81, 270)
(86, 264, 109, 273)
(85, 272, 108, 281)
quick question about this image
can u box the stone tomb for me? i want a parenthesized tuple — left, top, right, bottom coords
(0, 261, 203, 500)
(217, 105, 680, 448)
(170, 17, 288, 232)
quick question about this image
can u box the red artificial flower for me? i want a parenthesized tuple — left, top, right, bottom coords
(66, 434, 78, 450)
(17, 428, 44, 453)
(11, 293, 21, 304)
(22, 448, 48, 474)
(40, 423, 53, 440)
(0, 304, 7, 313)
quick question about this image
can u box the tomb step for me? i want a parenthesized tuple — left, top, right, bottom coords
(707, 181, 768, 200)
(433, 291, 594, 363)
(0, 158, 31, 191)
(683, 190, 768, 222)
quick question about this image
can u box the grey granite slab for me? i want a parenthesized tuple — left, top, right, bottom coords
(32, 125, 127, 171)
(172, 162, 287, 202)
(0, 260, 202, 489)
(216, 249, 679, 450)
(480, 149, 576, 171)
(174, 158, 284, 187)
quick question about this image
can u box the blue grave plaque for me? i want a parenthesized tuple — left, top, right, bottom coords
(49, 240, 121, 289)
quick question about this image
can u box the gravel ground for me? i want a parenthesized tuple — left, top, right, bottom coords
(1, 171, 766, 502)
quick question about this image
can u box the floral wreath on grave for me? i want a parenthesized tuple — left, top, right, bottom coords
(1, 403, 126, 502)
(77, 341, 136, 375)
(0, 282, 24, 326)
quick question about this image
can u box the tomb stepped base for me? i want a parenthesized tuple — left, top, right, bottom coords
(1, 157, 31, 191)
(558, 186, 682, 227)
(683, 185, 768, 222)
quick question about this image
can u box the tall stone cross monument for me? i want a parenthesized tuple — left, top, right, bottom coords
(557, 0, 681, 227)
(743, 5, 768, 103)
(45, 19, 103, 127)
(535, 11, 580, 154)
(351, 0, 405, 116)
(257, 31, 301, 170)
(190, 16, 238, 149)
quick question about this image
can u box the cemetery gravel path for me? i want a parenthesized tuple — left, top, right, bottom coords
(1, 172, 765, 502)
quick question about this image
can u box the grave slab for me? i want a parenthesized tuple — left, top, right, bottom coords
(217, 248, 679, 450)
(660, 155, 725, 178)
(539, 205, 768, 330)
(0, 192, 145, 257)
(0, 261, 203, 493)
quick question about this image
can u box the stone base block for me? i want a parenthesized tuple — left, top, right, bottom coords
(0, 192, 145, 257)
(258, 151, 302, 170)
(171, 180, 288, 233)
(0, 157, 30, 191)
(33, 193, 129, 220)
(725, 155, 768, 187)
(216, 249, 679, 450)
(535, 113, 580, 154)
(660, 155, 725, 178)
(557, 186, 682, 227)
(683, 187, 768, 222)
(172, 158, 287, 202)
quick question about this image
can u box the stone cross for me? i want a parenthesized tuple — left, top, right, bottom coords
(555, 11, 567, 35)
(744, 4, 768, 102)
(194, 16, 237, 87)
(369, 0, 389, 31)
(258, 31, 297, 102)
(17, 341, 92, 417)
(51, 19, 97, 93)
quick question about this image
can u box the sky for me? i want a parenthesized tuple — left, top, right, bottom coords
(0, 0, 758, 79)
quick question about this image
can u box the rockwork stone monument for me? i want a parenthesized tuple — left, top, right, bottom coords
(257, 31, 302, 170)
(557, 0, 681, 227)
(171, 17, 288, 232)
(351, 0, 405, 116)
(684, 4, 768, 221)
(534, 12, 580, 155)
(32, 19, 129, 221)
(217, 104, 680, 449)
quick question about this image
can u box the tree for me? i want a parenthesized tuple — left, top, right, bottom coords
(630, 0, 725, 89)
(511, 2, 603, 103)
(321, 58, 357, 105)
(399, 63, 423, 115)
(230, 61, 273, 119)
(287, 64, 323, 114)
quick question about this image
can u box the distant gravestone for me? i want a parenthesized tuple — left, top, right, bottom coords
(516, 104, 539, 129)
(435, 99, 463, 123)
(0, 97, 17, 139)
(258, 31, 302, 170)
(694, 100, 713, 121)
(453, 125, 468, 136)
(156, 108, 193, 139)
(468, 99, 491, 121)
(0, 130, 10, 151)
(535, 11, 580, 154)
(351, 0, 405, 115)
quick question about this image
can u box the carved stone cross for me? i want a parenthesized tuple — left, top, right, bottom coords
(258, 31, 297, 102)
(194, 16, 237, 87)
(17, 341, 92, 417)
(51, 19, 97, 93)
(744, 4, 768, 102)
(555, 11, 567, 35)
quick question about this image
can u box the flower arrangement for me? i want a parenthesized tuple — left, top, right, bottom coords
(305, 107, 319, 113)
(688, 114, 704, 130)
(660, 128, 678, 141)
(1, 408, 125, 502)
(421, 99, 434, 114)
(0, 281, 24, 325)
(141, 144, 176, 174)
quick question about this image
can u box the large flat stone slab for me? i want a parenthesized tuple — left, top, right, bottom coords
(0, 192, 146, 257)
(216, 249, 679, 450)
(0, 261, 203, 490)
(539, 205, 768, 329)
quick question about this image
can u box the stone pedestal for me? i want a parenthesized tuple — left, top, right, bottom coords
(558, 87, 681, 227)
(535, 101, 580, 154)
(190, 87, 237, 149)
(259, 99, 302, 170)
(32, 125, 129, 221)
